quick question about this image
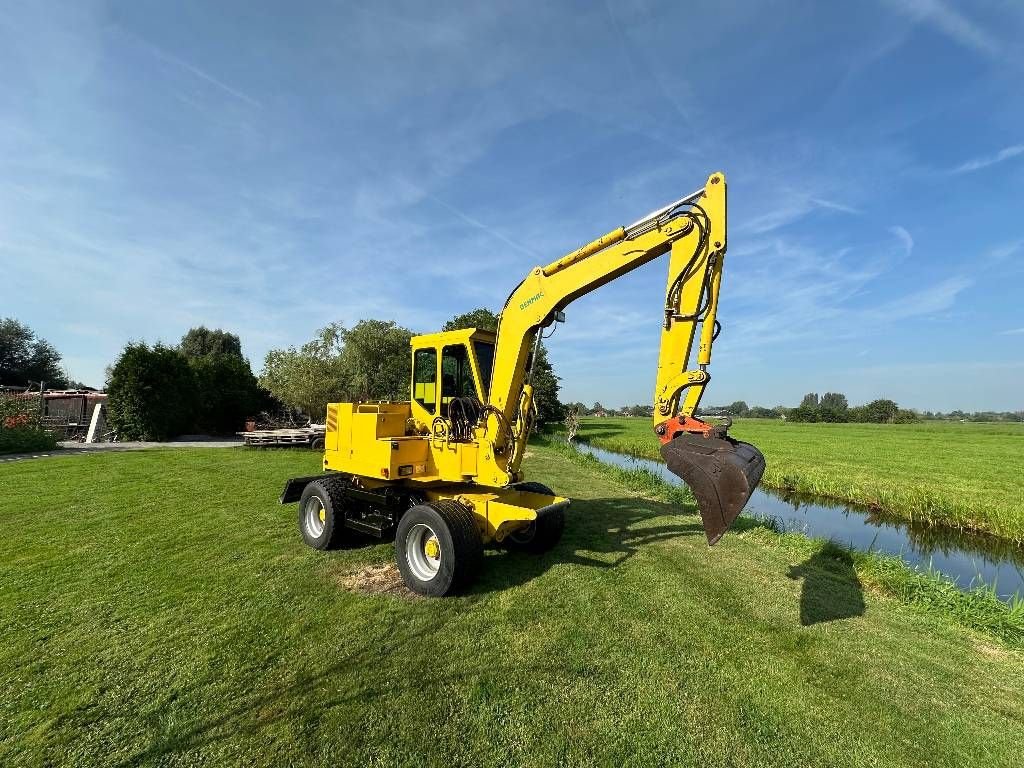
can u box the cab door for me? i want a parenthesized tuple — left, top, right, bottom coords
(410, 345, 439, 428)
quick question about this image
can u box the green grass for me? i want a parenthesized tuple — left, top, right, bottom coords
(3, 447, 1024, 767)
(575, 418, 1024, 542)
(539, 436, 1024, 644)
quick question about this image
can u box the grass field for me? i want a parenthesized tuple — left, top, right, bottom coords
(575, 418, 1024, 542)
(3, 447, 1024, 767)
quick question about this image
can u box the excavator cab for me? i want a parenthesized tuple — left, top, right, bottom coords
(409, 329, 495, 427)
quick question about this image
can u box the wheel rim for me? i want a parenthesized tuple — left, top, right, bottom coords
(304, 496, 326, 538)
(405, 523, 441, 581)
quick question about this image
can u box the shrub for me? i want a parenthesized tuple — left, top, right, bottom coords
(861, 398, 900, 423)
(0, 394, 57, 454)
(190, 353, 265, 434)
(0, 427, 57, 454)
(788, 405, 818, 423)
(106, 343, 198, 440)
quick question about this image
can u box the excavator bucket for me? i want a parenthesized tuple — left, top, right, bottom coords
(661, 433, 766, 545)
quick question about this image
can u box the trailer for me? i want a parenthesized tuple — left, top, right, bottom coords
(239, 425, 326, 450)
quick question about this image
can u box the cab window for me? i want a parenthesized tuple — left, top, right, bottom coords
(442, 345, 478, 410)
(413, 348, 437, 414)
(472, 340, 494, 400)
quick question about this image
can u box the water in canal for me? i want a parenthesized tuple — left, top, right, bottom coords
(575, 442, 1024, 601)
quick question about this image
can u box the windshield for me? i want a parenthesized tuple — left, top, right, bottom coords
(472, 340, 495, 401)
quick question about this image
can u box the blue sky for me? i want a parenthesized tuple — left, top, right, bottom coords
(1, 0, 1022, 411)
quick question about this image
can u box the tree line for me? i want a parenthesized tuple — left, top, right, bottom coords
(4, 315, 1020, 441)
(566, 393, 1023, 424)
(0, 308, 566, 441)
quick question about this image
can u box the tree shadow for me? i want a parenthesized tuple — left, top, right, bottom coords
(786, 542, 866, 625)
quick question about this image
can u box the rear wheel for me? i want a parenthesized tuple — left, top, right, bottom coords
(395, 500, 483, 596)
(505, 481, 565, 553)
(298, 478, 349, 550)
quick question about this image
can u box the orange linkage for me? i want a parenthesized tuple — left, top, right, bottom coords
(655, 415, 714, 444)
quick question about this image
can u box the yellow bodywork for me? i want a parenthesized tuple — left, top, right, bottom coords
(322, 172, 729, 544)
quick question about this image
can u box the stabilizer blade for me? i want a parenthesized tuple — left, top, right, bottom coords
(661, 433, 765, 545)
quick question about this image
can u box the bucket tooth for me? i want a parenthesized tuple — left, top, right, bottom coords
(661, 433, 765, 545)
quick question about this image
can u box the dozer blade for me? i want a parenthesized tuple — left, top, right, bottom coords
(661, 433, 766, 545)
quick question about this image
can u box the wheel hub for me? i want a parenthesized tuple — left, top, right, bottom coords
(406, 523, 441, 581)
(304, 497, 326, 538)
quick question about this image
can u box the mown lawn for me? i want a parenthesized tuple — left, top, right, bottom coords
(576, 418, 1024, 542)
(2, 447, 1024, 767)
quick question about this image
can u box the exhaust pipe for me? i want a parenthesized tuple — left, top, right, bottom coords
(661, 431, 765, 544)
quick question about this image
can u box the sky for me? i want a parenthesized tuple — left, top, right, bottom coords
(1, 0, 1022, 412)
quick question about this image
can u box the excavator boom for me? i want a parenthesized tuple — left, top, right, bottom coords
(490, 172, 765, 542)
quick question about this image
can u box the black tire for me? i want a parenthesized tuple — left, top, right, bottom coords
(505, 481, 565, 553)
(298, 478, 349, 550)
(395, 500, 483, 597)
(310, 436, 325, 451)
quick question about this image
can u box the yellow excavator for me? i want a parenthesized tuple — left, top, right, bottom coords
(281, 171, 765, 596)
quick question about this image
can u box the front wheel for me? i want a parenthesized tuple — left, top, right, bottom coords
(395, 500, 483, 596)
(297, 478, 349, 550)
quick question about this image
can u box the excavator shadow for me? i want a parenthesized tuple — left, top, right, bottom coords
(786, 542, 866, 625)
(473, 494, 768, 595)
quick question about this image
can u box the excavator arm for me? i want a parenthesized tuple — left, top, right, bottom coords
(483, 171, 765, 544)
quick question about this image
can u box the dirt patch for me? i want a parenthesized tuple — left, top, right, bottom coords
(336, 562, 418, 599)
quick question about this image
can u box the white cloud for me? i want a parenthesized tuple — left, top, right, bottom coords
(988, 240, 1024, 263)
(888, 225, 914, 255)
(951, 144, 1024, 174)
(880, 0, 1001, 57)
(1000, 327, 1024, 336)
(739, 196, 861, 235)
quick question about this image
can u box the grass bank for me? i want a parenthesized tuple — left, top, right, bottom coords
(3, 447, 1024, 766)
(575, 418, 1024, 542)
(539, 436, 1024, 645)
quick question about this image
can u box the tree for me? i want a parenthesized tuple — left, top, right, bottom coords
(724, 400, 749, 417)
(861, 398, 899, 423)
(819, 391, 849, 423)
(179, 327, 266, 433)
(592, 401, 604, 414)
(179, 327, 243, 360)
(820, 392, 848, 411)
(443, 308, 499, 332)
(799, 392, 819, 408)
(529, 343, 564, 426)
(564, 403, 581, 442)
(106, 343, 198, 440)
(788, 405, 818, 423)
(892, 408, 920, 424)
(260, 325, 349, 420)
(566, 401, 588, 416)
(340, 319, 415, 401)
(0, 318, 68, 388)
(190, 353, 265, 434)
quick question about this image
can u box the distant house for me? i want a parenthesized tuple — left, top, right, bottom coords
(2, 388, 108, 440)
